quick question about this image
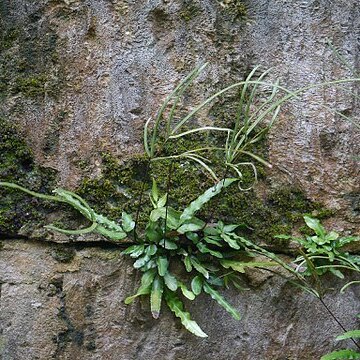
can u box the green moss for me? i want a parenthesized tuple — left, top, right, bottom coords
(93, 249, 121, 261)
(76, 128, 331, 245)
(218, 0, 248, 20)
(51, 245, 76, 263)
(0, 118, 58, 234)
(0, 10, 64, 99)
(0, 28, 20, 50)
(180, 1, 201, 22)
(13, 75, 48, 97)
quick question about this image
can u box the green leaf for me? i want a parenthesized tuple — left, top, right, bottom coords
(146, 222, 163, 242)
(338, 236, 360, 247)
(340, 281, 360, 293)
(196, 242, 223, 258)
(220, 260, 277, 273)
(150, 208, 164, 222)
(147, 207, 181, 229)
(329, 267, 345, 279)
(157, 256, 169, 276)
(191, 276, 203, 295)
(304, 216, 326, 238)
(164, 290, 208, 338)
(96, 225, 127, 240)
(157, 194, 167, 208)
(325, 231, 339, 242)
(204, 226, 220, 236)
(142, 259, 157, 271)
(160, 239, 178, 250)
(150, 276, 164, 319)
(133, 255, 151, 269)
(336, 330, 360, 341)
(180, 179, 237, 222)
(190, 257, 209, 278)
(121, 244, 143, 256)
(124, 269, 156, 304)
(221, 233, 240, 249)
(165, 209, 182, 229)
(320, 349, 360, 360)
(126, 245, 145, 258)
(45, 222, 97, 236)
(203, 283, 241, 320)
(151, 179, 159, 202)
(223, 224, 239, 232)
(164, 272, 178, 291)
(203, 236, 223, 247)
(121, 212, 135, 232)
(146, 244, 157, 256)
(186, 232, 199, 242)
(179, 282, 196, 300)
(54, 189, 94, 220)
(184, 256, 192, 272)
(177, 219, 205, 234)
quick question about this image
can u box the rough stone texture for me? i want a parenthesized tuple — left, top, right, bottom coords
(0, 0, 359, 229)
(1, 0, 360, 359)
(1, 240, 359, 360)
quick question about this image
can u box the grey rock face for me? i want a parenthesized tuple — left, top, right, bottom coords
(0, 0, 359, 359)
(1, 240, 359, 360)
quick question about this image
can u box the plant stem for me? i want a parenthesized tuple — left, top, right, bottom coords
(318, 297, 360, 351)
(163, 160, 174, 248)
(133, 160, 151, 241)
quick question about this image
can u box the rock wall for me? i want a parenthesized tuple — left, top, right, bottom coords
(0, 0, 359, 359)
(1, 240, 359, 360)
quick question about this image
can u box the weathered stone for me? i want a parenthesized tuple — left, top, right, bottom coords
(1, 240, 359, 360)
(0, 0, 359, 358)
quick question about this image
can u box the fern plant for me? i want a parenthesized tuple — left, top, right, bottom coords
(1, 65, 360, 338)
(0, 178, 279, 337)
(276, 216, 360, 292)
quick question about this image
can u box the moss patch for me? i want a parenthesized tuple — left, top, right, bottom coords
(51, 245, 76, 263)
(0, 8, 64, 99)
(77, 130, 331, 244)
(179, 1, 201, 22)
(13, 75, 48, 98)
(218, 0, 248, 20)
(0, 118, 58, 234)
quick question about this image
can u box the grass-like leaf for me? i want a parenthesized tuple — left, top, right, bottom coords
(164, 290, 208, 338)
(340, 281, 360, 294)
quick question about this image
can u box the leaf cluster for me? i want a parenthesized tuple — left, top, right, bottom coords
(122, 178, 276, 337)
(276, 216, 360, 291)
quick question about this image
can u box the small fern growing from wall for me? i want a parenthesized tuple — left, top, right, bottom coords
(1, 64, 359, 340)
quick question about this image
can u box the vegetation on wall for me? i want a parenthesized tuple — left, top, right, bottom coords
(0, 65, 359, 354)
